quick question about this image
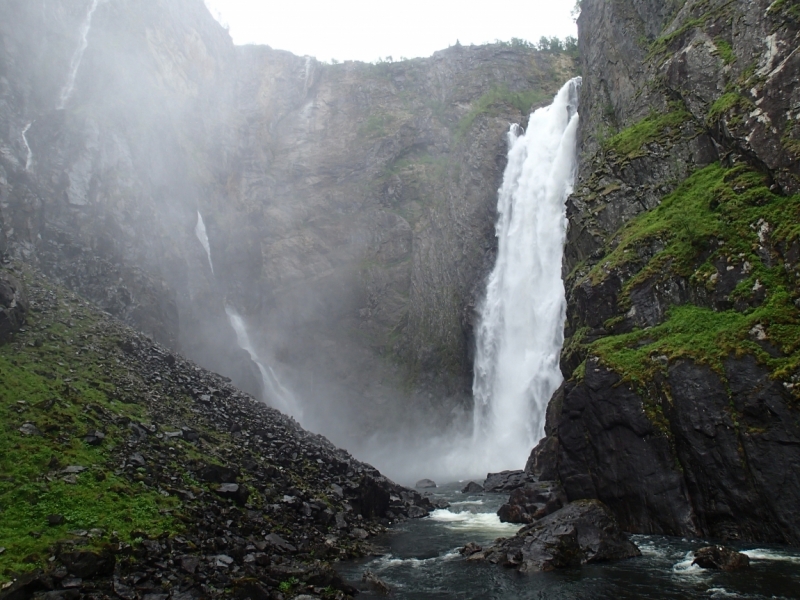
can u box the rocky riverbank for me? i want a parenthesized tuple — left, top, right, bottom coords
(0, 265, 434, 600)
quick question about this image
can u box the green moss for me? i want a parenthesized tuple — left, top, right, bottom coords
(714, 38, 736, 64)
(0, 297, 179, 580)
(707, 92, 753, 124)
(455, 85, 549, 139)
(577, 162, 800, 391)
(767, 0, 800, 19)
(604, 107, 691, 159)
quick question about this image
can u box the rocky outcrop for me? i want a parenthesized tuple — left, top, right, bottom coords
(692, 546, 750, 571)
(497, 480, 567, 524)
(467, 500, 640, 572)
(0, 267, 27, 344)
(533, 0, 800, 545)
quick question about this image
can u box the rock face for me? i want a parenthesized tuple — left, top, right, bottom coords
(0, 268, 27, 344)
(532, 0, 800, 545)
(475, 500, 640, 572)
(0, 0, 577, 449)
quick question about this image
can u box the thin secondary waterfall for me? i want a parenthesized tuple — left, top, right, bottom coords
(193, 211, 302, 419)
(471, 77, 581, 472)
(194, 211, 214, 274)
(224, 306, 303, 419)
(21, 123, 33, 171)
(57, 0, 99, 110)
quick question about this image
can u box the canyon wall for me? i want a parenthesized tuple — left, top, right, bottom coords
(532, 0, 800, 544)
(0, 0, 576, 448)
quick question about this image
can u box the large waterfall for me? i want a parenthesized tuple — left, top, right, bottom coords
(471, 77, 581, 472)
(57, 0, 100, 110)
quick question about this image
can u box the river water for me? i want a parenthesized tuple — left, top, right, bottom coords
(338, 483, 800, 599)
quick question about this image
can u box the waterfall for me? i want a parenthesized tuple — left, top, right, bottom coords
(194, 211, 302, 419)
(21, 123, 33, 172)
(224, 306, 303, 419)
(194, 211, 215, 274)
(57, 0, 99, 110)
(471, 77, 581, 471)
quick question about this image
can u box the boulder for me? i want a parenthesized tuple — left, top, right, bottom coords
(461, 481, 484, 493)
(361, 570, 391, 595)
(415, 478, 437, 489)
(497, 480, 567, 524)
(0, 271, 28, 346)
(483, 470, 534, 492)
(692, 546, 750, 571)
(479, 500, 640, 572)
(58, 549, 115, 579)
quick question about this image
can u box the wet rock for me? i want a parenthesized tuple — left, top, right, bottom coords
(479, 500, 640, 572)
(47, 514, 65, 526)
(0, 271, 28, 346)
(361, 570, 391, 595)
(58, 549, 115, 578)
(215, 483, 250, 506)
(483, 470, 534, 492)
(415, 478, 437, 489)
(692, 546, 750, 571)
(18, 423, 42, 437)
(461, 481, 484, 494)
(265, 533, 297, 553)
(198, 464, 239, 483)
(406, 506, 428, 518)
(497, 480, 567, 524)
(460, 542, 483, 557)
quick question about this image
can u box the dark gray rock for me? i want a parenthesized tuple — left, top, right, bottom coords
(461, 481, 484, 494)
(497, 481, 567, 524)
(692, 546, 750, 571)
(0, 271, 28, 346)
(484, 470, 535, 492)
(415, 478, 437, 489)
(58, 549, 115, 579)
(479, 500, 640, 573)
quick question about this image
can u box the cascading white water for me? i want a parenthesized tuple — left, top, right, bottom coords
(224, 306, 303, 419)
(193, 211, 302, 419)
(471, 77, 581, 472)
(21, 123, 33, 172)
(57, 0, 99, 110)
(194, 211, 215, 274)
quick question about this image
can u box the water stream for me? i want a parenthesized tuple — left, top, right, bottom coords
(194, 211, 301, 418)
(21, 123, 33, 171)
(338, 484, 800, 599)
(57, 0, 99, 110)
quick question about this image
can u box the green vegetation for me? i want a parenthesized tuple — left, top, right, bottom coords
(767, 0, 800, 19)
(714, 37, 736, 64)
(574, 163, 800, 392)
(456, 85, 550, 139)
(0, 285, 180, 581)
(358, 112, 397, 138)
(707, 92, 753, 125)
(603, 106, 691, 159)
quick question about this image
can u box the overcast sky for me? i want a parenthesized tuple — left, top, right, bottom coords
(202, 0, 578, 63)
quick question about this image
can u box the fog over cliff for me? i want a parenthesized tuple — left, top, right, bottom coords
(0, 0, 577, 483)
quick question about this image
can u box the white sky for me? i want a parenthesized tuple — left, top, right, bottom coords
(202, 0, 577, 63)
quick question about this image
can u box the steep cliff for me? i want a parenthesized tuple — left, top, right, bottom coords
(0, 0, 576, 451)
(533, 0, 800, 544)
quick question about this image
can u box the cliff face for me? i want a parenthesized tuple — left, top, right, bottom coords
(533, 0, 800, 544)
(0, 0, 576, 447)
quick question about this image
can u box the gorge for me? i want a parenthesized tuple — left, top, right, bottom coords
(1, 0, 800, 598)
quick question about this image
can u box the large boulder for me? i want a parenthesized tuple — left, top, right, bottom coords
(692, 546, 750, 571)
(476, 500, 640, 573)
(483, 470, 535, 492)
(0, 270, 28, 345)
(497, 480, 567, 524)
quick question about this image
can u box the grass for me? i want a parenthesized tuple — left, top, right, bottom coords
(572, 162, 800, 395)
(0, 278, 180, 581)
(603, 107, 691, 159)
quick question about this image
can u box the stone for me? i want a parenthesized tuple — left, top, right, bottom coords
(361, 570, 391, 595)
(478, 500, 640, 573)
(61, 466, 87, 474)
(59, 549, 115, 578)
(461, 481, 484, 493)
(83, 431, 105, 445)
(198, 464, 239, 484)
(497, 480, 567, 524)
(215, 483, 250, 506)
(47, 514, 65, 526)
(406, 505, 428, 518)
(415, 479, 437, 489)
(18, 423, 41, 437)
(483, 470, 534, 492)
(692, 546, 750, 571)
(0, 271, 28, 345)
